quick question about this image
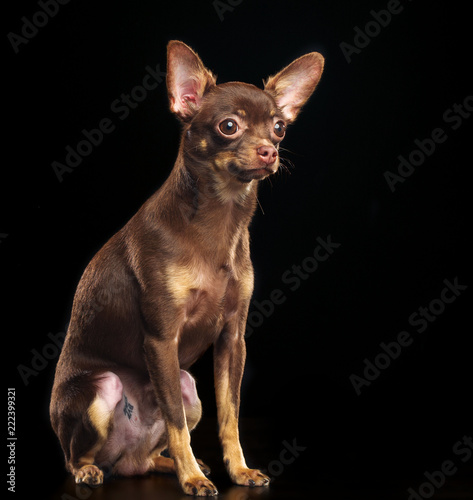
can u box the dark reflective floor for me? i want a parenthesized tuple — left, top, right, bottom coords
(48, 418, 473, 500)
(50, 463, 473, 500)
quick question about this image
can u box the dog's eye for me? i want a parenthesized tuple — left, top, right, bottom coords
(274, 121, 286, 138)
(219, 119, 238, 135)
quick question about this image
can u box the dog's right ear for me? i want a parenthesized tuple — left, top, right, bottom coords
(166, 41, 217, 122)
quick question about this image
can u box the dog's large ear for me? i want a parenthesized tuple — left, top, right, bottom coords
(264, 52, 324, 123)
(167, 41, 217, 122)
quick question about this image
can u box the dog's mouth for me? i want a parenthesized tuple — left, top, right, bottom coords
(228, 163, 277, 183)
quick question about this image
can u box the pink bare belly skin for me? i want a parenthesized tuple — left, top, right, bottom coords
(93, 369, 199, 477)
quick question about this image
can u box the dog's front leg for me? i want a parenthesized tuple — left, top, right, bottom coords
(144, 336, 218, 496)
(214, 320, 270, 487)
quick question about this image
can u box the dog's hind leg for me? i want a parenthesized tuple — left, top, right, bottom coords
(51, 372, 123, 486)
(73, 372, 123, 485)
(151, 454, 211, 477)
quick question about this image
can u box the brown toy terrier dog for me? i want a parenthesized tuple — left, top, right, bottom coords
(50, 40, 324, 496)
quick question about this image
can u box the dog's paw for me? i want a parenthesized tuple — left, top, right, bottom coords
(230, 467, 270, 487)
(74, 464, 104, 486)
(182, 476, 218, 496)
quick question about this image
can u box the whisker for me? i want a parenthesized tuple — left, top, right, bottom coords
(278, 146, 296, 155)
(279, 156, 295, 172)
(256, 195, 265, 215)
(278, 146, 305, 158)
(282, 158, 295, 169)
(183, 144, 203, 155)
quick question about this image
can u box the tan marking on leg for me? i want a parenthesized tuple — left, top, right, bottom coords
(167, 424, 201, 477)
(215, 382, 247, 473)
(152, 455, 176, 474)
(167, 424, 218, 496)
(73, 395, 114, 484)
(217, 398, 270, 486)
(150, 453, 211, 477)
(88, 395, 113, 439)
(214, 336, 269, 487)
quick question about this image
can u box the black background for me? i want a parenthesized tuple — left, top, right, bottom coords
(4, 0, 472, 498)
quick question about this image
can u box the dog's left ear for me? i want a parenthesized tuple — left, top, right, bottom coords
(264, 52, 324, 123)
(167, 40, 217, 122)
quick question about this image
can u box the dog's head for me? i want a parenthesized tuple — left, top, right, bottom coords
(166, 40, 324, 195)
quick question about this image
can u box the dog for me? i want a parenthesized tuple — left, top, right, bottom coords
(50, 40, 324, 496)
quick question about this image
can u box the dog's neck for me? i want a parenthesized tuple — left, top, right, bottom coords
(180, 149, 257, 220)
(153, 146, 258, 264)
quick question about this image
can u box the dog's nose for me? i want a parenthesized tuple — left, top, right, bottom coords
(257, 145, 278, 165)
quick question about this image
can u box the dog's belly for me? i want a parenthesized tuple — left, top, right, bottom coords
(94, 369, 199, 476)
(93, 372, 164, 475)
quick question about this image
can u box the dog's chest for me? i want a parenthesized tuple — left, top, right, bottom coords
(164, 259, 240, 359)
(167, 259, 236, 321)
